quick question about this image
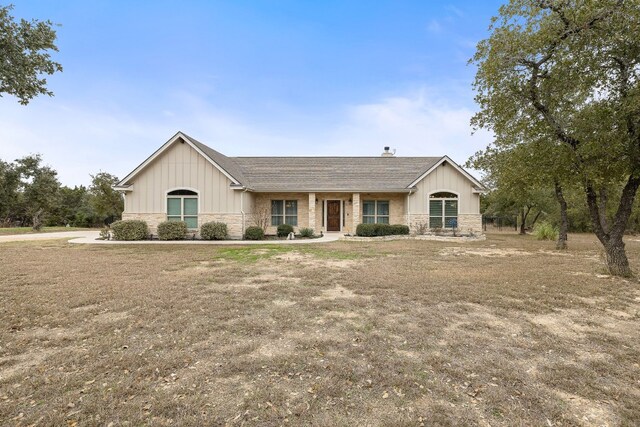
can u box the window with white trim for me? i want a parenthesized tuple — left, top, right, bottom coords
(167, 189, 198, 229)
(362, 200, 389, 224)
(429, 192, 458, 228)
(271, 200, 298, 226)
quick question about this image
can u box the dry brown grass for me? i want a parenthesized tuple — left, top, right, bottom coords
(0, 234, 639, 426)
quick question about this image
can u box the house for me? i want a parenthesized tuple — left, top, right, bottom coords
(114, 132, 484, 238)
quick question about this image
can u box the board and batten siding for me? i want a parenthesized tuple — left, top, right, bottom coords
(124, 140, 242, 214)
(409, 162, 480, 214)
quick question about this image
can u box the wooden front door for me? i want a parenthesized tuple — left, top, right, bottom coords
(326, 200, 341, 232)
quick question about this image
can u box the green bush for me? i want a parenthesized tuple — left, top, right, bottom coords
(390, 224, 410, 235)
(111, 220, 148, 241)
(533, 221, 559, 241)
(200, 221, 228, 240)
(245, 226, 265, 240)
(356, 223, 376, 237)
(299, 227, 314, 238)
(157, 220, 187, 240)
(277, 223, 294, 237)
(356, 223, 410, 237)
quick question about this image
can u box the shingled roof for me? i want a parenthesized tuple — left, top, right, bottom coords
(116, 132, 481, 192)
(231, 157, 441, 191)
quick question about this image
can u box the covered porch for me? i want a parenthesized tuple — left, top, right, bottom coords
(252, 192, 408, 235)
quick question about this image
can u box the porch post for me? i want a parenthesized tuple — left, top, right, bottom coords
(352, 193, 360, 232)
(308, 193, 316, 231)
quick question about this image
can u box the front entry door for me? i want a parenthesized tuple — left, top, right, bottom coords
(326, 200, 341, 232)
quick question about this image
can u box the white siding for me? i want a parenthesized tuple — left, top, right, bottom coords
(409, 162, 480, 214)
(124, 140, 242, 214)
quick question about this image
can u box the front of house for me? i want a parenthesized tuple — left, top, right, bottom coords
(114, 132, 484, 238)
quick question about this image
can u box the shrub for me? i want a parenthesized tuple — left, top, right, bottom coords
(111, 220, 148, 241)
(299, 227, 314, 238)
(533, 221, 558, 241)
(356, 223, 376, 237)
(200, 221, 228, 240)
(390, 224, 410, 235)
(245, 226, 265, 240)
(157, 220, 187, 240)
(356, 223, 410, 237)
(277, 223, 294, 237)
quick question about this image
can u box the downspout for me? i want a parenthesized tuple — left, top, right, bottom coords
(407, 189, 414, 230)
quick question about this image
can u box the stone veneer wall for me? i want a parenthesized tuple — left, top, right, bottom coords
(253, 193, 310, 235)
(198, 214, 244, 239)
(457, 214, 483, 235)
(407, 213, 483, 235)
(121, 213, 165, 234)
(121, 213, 245, 239)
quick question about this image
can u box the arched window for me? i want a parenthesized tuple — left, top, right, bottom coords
(167, 189, 198, 229)
(429, 192, 458, 229)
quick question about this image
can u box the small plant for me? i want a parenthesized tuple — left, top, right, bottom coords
(277, 223, 294, 237)
(200, 221, 228, 240)
(533, 221, 559, 241)
(111, 220, 149, 241)
(98, 227, 111, 240)
(245, 226, 265, 240)
(299, 227, 314, 238)
(414, 220, 430, 235)
(157, 220, 187, 240)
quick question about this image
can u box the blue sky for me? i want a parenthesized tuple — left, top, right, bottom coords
(1, 1, 502, 186)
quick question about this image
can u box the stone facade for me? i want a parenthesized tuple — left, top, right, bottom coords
(253, 193, 310, 235)
(457, 214, 482, 235)
(408, 213, 430, 235)
(351, 193, 360, 233)
(359, 193, 406, 225)
(407, 213, 483, 235)
(313, 193, 354, 234)
(122, 212, 245, 238)
(308, 193, 316, 231)
(199, 213, 244, 239)
(121, 213, 166, 234)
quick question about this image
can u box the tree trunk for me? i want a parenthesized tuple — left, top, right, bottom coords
(604, 238, 632, 277)
(585, 177, 640, 277)
(530, 211, 542, 229)
(32, 208, 44, 231)
(519, 207, 530, 235)
(554, 182, 568, 250)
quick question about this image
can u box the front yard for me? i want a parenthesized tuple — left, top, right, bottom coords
(0, 234, 638, 426)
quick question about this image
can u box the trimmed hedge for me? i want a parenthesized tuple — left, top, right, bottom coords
(200, 221, 228, 240)
(245, 226, 265, 240)
(299, 227, 314, 238)
(277, 223, 294, 237)
(390, 224, 410, 235)
(157, 220, 187, 240)
(355, 223, 410, 237)
(111, 220, 148, 241)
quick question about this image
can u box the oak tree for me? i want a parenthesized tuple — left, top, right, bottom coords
(472, 0, 640, 276)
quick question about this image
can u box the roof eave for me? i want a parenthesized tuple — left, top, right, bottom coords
(250, 188, 415, 193)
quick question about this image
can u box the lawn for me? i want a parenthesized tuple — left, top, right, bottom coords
(0, 226, 93, 235)
(0, 233, 638, 426)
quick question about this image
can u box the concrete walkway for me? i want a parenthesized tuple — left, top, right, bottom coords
(0, 230, 98, 243)
(0, 230, 342, 245)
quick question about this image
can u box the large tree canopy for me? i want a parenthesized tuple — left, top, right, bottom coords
(472, 0, 640, 276)
(0, 4, 62, 104)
